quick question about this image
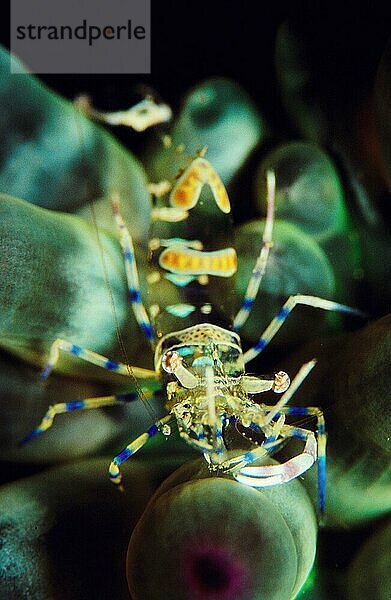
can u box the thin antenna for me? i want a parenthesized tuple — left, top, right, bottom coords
(73, 104, 158, 422)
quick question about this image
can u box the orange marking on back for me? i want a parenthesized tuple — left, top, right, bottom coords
(159, 246, 237, 278)
(172, 187, 190, 207)
(170, 252, 180, 268)
(170, 158, 231, 213)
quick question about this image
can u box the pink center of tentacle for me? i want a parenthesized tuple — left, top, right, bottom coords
(183, 544, 248, 599)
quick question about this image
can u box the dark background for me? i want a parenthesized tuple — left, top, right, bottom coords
(2, 1, 390, 136)
(0, 5, 389, 598)
(1, 0, 390, 310)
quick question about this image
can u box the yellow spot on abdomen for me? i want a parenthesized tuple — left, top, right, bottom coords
(159, 246, 237, 277)
(172, 186, 191, 207)
(170, 157, 231, 213)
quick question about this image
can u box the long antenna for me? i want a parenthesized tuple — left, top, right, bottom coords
(74, 103, 158, 422)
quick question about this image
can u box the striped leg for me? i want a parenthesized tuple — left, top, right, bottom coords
(234, 170, 276, 330)
(228, 360, 316, 469)
(211, 416, 227, 464)
(199, 417, 228, 467)
(41, 338, 158, 384)
(109, 415, 172, 486)
(243, 294, 365, 363)
(233, 425, 317, 487)
(224, 437, 285, 471)
(112, 195, 155, 343)
(19, 392, 146, 446)
(235, 409, 326, 519)
(283, 405, 327, 518)
(260, 359, 317, 426)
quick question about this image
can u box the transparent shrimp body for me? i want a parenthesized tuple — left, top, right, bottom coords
(26, 152, 363, 517)
(148, 157, 288, 470)
(147, 156, 237, 338)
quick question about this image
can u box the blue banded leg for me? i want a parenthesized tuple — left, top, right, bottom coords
(235, 417, 325, 519)
(237, 363, 326, 518)
(200, 416, 228, 468)
(211, 416, 286, 470)
(233, 424, 317, 487)
(281, 405, 327, 518)
(211, 416, 227, 464)
(109, 415, 172, 486)
(112, 195, 155, 343)
(19, 392, 145, 445)
(235, 418, 276, 446)
(41, 338, 158, 383)
(234, 170, 276, 330)
(243, 294, 365, 364)
(237, 359, 316, 443)
(261, 359, 317, 427)
(224, 437, 284, 471)
(229, 361, 318, 477)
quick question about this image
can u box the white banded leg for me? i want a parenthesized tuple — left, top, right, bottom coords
(112, 195, 155, 342)
(234, 170, 276, 330)
(233, 424, 317, 487)
(41, 338, 157, 384)
(224, 437, 285, 471)
(244, 295, 365, 363)
(109, 415, 172, 487)
(230, 359, 317, 469)
(282, 405, 327, 517)
(234, 406, 327, 518)
(19, 391, 147, 445)
(224, 360, 316, 470)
